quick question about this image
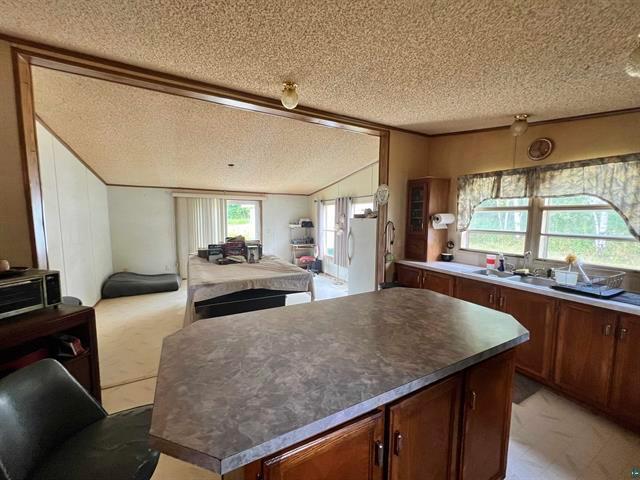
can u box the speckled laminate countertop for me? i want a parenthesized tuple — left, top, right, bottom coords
(397, 260, 640, 316)
(149, 288, 528, 474)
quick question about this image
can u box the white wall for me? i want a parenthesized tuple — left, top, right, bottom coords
(108, 186, 178, 274)
(37, 122, 112, 306)
(262, 194, 311, 261)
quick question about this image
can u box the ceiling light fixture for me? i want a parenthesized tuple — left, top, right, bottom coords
(281, 82, 299, 109)
(625, 35, 640, 78)
(510, 114, 529, 136)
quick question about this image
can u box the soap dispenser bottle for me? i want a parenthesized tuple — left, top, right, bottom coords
(497, 253, 506, 272)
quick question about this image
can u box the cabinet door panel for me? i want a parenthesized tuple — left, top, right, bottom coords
(499, 287, 556, 381)
(553, 302, 616, 406)
(461, 350, 515, 480)
(422, 271, 455, 297)
(263, 411, 384, 480)
(455, 278, 497, 309)
(388, 375, 462, 480)
(396, 264, 422, 288)
(609, 314, 640, 425)
(406, 181, 427, 236)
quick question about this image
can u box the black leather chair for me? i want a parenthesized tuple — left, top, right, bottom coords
(0, 359, 159, 480)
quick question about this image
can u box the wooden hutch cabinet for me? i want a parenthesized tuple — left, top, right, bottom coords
(404, 178, 450, 262)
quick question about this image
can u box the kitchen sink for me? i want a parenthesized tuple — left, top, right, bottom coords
(506, 276, 556, 287)
(471, 269, 517, 278)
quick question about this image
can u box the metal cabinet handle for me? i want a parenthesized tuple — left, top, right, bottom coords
(470, 391, 477, 410)
(374, 440, 384, 466)
(499, 296, 505, 308)
(603, 324, 613, 336)
(394, 431, 403, 456)
(488, 293, 495, 305)
(619, 327, 628, 340)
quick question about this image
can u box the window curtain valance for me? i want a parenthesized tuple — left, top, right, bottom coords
(457, 153, 640, 240)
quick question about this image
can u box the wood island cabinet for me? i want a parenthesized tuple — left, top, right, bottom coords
(253, 352, 516, 480)
(609, 314, 640, 426)
(263, 411, 384, 480)
(554, 301, 617, 407)
(388, 375, 462, 480)
(461, 350, 515, 480)
(455, 277, 498, 309)
(497, 287, 557, 381)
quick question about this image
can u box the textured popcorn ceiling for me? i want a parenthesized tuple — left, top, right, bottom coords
(2, 1, 640, 133)
(32, 67, 379, 194)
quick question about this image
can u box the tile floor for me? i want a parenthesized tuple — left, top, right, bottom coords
(98, 277, 640, 480)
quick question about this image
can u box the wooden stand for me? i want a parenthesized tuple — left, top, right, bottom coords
(0, 305, 101, 401)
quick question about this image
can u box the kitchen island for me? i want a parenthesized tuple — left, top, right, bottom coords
(150, 288, 528, 479)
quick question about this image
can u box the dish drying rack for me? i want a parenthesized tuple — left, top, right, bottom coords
(554, 266, 626, 297)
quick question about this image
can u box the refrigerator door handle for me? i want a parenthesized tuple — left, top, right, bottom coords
(347, 229, 354, 265)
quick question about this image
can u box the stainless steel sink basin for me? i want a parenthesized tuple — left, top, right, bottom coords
(471, 269, 516, 278)
(506, 276, 555, 287)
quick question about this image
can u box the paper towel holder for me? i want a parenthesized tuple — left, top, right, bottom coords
(431, 213, 455, 230)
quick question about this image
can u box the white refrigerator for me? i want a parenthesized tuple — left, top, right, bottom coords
(347, 218, 378, 295)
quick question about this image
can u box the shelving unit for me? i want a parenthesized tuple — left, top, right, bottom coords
(289, 225, 316, 267)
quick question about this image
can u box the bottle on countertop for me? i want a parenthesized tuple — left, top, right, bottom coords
(497, 253, 506, 272)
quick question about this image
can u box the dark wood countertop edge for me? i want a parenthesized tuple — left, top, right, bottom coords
(155, 333, 528, 475)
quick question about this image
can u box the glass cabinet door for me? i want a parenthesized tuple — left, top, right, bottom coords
(408, 183, 426, 234)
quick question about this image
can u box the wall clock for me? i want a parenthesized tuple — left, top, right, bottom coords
(527, 138, 554, 161)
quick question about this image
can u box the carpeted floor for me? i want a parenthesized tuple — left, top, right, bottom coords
(95, 283, 187, 388)
(96, 274, 345, 388)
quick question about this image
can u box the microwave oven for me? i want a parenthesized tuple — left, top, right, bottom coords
(0, 270, 62, 320)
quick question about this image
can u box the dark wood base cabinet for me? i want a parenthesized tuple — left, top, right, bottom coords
(237, 351, 515, 480)
(0, 305, 101, 401)
(396, 262, 640, 432)
(263, 411, 384, 480)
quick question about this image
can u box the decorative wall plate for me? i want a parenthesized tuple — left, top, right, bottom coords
(528, 138, 554, 161)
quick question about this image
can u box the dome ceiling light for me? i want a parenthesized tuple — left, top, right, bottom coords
(281, 82, 299, 110)
(510, 114, 529, 137)
(625, 35, 640, 78)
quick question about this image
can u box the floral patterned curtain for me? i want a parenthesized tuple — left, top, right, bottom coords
(457, 153, 640, 240)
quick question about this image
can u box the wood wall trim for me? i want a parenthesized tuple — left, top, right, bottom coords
(376, 131, 390, 285)
(429, 106, 640, 138)
(35, 114, 108, 184)
(0, 33, 429, 139)
(4, 33, 638, 141)
(12, 51, 47, 268)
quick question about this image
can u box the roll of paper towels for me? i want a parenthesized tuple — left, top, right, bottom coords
(432, 213, 455, 229)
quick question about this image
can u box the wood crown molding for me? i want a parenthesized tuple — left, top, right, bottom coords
(0, 33, 425, 139)
(429, 106, 640, 138)
(2, 33, 637, 140)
